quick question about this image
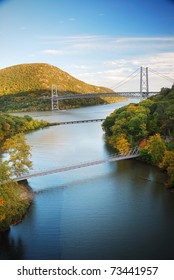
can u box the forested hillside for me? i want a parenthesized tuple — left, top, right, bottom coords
(102, 85, 174, 188)
(0, 113, 48, 144)
(0, 113, 49, 231)
(0, 63, 124, 112)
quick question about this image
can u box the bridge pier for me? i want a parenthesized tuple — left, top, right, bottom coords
(51, 84, 59, 110)
(49, 67, 160, 105)
(140, 67, 149, 99)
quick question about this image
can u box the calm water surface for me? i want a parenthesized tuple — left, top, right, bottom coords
(1, 101, 174, 260)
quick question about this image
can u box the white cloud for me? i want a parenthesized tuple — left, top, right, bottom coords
(40, 35, 174, 90)
(68, 64, 90, 70)
(68, 18, 76, 21)
(105, 52, 174, 72)
(115, 37, 174, 43)
(40, 35, 174, 56)
(43, 49, 69, 55)
(75, 52, 174, 91)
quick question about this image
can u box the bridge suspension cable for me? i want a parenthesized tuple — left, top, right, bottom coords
(15, 147, 140, 181)
(111, 68, 140, 90)
(148, 68, 174, 84)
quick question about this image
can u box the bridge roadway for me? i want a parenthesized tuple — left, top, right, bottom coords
(15, 147, 140, 182)
(54, 118, 105, 125)
(43, 91, 158, 101)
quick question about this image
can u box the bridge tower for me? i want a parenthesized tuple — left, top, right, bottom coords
(51, 84, 59, 110)
(140, 66, 149, 98)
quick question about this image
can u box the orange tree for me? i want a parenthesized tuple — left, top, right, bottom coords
(139, 133, 166, 165)
(114, 134, 131, 155)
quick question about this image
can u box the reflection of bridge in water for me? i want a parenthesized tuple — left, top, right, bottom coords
(15, 147, 140, 182)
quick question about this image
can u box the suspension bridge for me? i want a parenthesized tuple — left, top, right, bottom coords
(47, 66, 174, 110)
(15, 147, 140, 182)
(15, 66, 173, 182)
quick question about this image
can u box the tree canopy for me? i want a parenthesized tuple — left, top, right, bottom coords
(0, 113, 48, 231)
(102, 85, 174, 188)
(2, 133, 32, 177)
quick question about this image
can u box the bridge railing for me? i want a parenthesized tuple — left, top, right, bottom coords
(15, 146, 140, 181)
(42, 91, 159, 101)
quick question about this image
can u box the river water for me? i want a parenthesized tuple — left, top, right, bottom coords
(1, 100, 174, 260)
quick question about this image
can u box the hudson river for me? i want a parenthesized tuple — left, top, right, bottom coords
(1, 100, 174, 260)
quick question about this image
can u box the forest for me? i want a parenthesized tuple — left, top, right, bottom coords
(0, 90, 124, 112)
(0, 114, 49, 231)
(0, 113, 48, 144)
(1, 85, 174, 231)
(0, 63, 124, 112)
(102, 85, 174, 188)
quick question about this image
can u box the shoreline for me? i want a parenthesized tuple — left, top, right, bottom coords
(0, 180, 34, 233)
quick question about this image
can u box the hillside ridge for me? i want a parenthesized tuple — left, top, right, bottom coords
(0, 62, 111, 96)
(0, 63, 125, 112)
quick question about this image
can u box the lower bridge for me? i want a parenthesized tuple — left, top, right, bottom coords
(15, 147, 140, 182)
(54, 118, 105, 125)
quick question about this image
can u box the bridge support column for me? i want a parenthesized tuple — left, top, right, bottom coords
(51, 84, 59, 110)
(140, 66, 149, 99)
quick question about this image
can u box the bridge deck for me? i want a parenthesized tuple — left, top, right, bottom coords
(15, 150, 140, 181)
(54, 119, 105, 125)
(43, 91, 158, 101)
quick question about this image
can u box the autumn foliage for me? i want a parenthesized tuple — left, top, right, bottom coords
(102, 85, 174, 188)
(0, 114, 45, 231)
(114, 134, 130, 155)
(0, 63, 123, 112)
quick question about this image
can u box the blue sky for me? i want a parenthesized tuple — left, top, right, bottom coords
(0, 0, 174, 90)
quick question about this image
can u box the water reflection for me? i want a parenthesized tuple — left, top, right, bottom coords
(0, 231, 25, 260)
(1, 102, 173, 260)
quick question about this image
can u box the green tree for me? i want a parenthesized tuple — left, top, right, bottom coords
(159, 151, 174, 187)
(140, 134, 166, 165)
(0, 160, 12, 184)
(3, 133, 32, 177)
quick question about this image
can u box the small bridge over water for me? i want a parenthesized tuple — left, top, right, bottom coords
(53, 118, 105, 125)
(15, 147, 140, 182)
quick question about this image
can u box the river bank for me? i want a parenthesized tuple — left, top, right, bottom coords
(0, 113, 50, 232)
(12, 181, 34, 224)
(0, 180, 34, 232)
(1, 101, 174, 260)
(102, 87, 174, 190)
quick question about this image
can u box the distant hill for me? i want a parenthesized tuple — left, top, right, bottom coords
(0, 63, 111, 95)
(0, 63, 124, 112)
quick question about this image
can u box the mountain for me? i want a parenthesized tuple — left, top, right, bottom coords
(0, 63, 111, 96)
(0, 63, 122, 112)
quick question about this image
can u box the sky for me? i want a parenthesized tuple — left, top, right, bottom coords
(0, 0, 174, 91)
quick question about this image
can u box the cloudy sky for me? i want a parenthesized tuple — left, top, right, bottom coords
(0, 0, 174, 91)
